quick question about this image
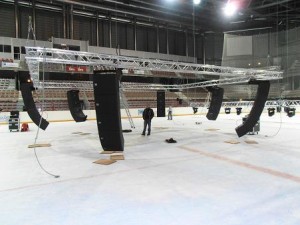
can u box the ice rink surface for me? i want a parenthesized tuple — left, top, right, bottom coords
(1, 112, 300, 225)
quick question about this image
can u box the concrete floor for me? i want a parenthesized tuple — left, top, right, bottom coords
(0, 112, 300, 225)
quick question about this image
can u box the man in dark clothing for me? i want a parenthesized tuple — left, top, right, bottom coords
(142, 106, 154, 136)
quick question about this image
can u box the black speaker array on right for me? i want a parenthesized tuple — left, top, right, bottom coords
(206, 86, 224, 120)
(157, 91, 165, 117)
(235, 80, 270, 137)
(67, 90, 87, 122)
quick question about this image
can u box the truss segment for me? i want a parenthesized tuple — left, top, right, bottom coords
(25, 47, 283, 86)
(222, 100, 300, 108)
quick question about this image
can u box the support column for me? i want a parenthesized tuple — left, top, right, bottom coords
(156, 24, 160, 53)
(109, 15, 112, 48)
(63, 4, 67, 38)
(202, 33, 205, 64)
(96, 12, 99, 46)
(166, 25, 169, 55)
(134, 18, 137, 51)
(70, 4, 74, 39)
(14, 0, 19, 38)
(192, 4, 196, 62)
(32, 0, 36, 33)
(193, 32, 197, 62)
(185, 29, 189, 57)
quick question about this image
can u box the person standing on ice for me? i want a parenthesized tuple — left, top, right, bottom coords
(167, 106, 173, 120)
(141, 105, 154, 136)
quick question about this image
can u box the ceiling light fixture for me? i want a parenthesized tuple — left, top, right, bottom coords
(193, 0, 201, 5)
(224, 2, 238, 17)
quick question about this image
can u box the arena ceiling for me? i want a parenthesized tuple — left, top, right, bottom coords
(43, 0, 300, 32)
(3, 0, 300, 33)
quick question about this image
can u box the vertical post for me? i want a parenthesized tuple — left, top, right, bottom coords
(134, 18, 137, 51)
(156, 23, 160, 53)
(70, 4, 74, 39)
(32, 0, 36, 33)
(109, 15, 112, 48)
(14, 0, 19, 38)
(192, 4, 196, 62)
(202, 33, 205, 64)
(166, 25, 169, 55)
(96, 12, 99, 46)
(185, 29, 189, 57)
(63, 4, 67, 38)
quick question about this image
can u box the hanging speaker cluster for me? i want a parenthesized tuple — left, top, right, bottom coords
(20, 83, 49, 130)
(93, 70, 124, 152)
(157, 91, 165, 117)
(235, 80, 270, 137)
(67, 90, 87, 122)
(206, 86, 224, 120)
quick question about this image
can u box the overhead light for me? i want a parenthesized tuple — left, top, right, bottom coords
(223, 2, 238, 17)
(193, 0, 201, 5)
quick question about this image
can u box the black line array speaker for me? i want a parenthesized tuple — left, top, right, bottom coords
(20, 83, 49, 130)
(157, 91, 165, 117)
(235, 80, 270, 137)
(206, 87, 224, 120)
(93, 70, 124, 152)
(67, 90, 87, 122)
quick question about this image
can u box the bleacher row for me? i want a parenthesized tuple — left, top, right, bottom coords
(2, 83, 298, 112)
(0, 88, 206, 112)
(0, 89, 19, 111)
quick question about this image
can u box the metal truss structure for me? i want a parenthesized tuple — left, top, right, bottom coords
(222, 100, 300, 108)
(25, 47, 283, 89)
(28, 76, 265, 91)
(33, 80, 94, 90)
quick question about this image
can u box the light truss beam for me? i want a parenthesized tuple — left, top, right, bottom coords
(25, 47, 283, 85)
(222, 100, 300, 107)
(32, 76, 252, 91)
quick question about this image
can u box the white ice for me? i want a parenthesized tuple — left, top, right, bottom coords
(0, 112, 300, 225)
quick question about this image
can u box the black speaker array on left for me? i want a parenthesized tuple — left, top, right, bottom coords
(20, 83, 49, 130)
